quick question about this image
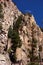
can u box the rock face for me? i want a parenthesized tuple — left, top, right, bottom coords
(0, 0, 21, 53)
(0, 54, 11, 65)
(0, 0, 43, 65)
(18, 14, 43, 65)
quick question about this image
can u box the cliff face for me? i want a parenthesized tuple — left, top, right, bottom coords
(0, 0, 43, 65)
(0, 0, 21, 53)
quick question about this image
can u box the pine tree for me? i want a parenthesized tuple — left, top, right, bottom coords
(8, 16, 22, 63)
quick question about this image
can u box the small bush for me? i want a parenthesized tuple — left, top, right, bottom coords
(8, 48, 11, 53)
(13, 16, 22, 31)
(9, 52, 16, 63)
(0, 3, 4, 19)
(28, 62, 39, 65)
(0, 22, 2, 30)
(0, 13, 4, 19)
(11, 30, 22, 51)
(8, 26, 13, 38)
(8, 15, 22, 63)
(0, 4, 3, 9)
(33, 38, 37, 43)
(39, 45, 42, 52)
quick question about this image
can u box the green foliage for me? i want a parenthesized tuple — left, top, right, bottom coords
(13, 16, 22, 31)
(0, 8, 2, 13)
(30, 62, 35, 65)
(8, 48, 11, 53)
(28, 49, 38, 63)
(0, 4, 3, 11)
(8, 26, 13, 38)
(13, 53, 17, 61)
(35, 63, 39, 65)
(0, 22, 2, 30)
(8, 16, 22, 63)
(0, 3, 4, 19)
(29, 38, 37, 62)
(38, 45, 42, 65)
(39, 45, 42, 52)
(31, 43, 37, 49)
(8, 26, 22, 50)
(0, 13, 4, 19)
(28, 62, 39, 65)
(11, 30, 22, 51)
(9, 51, 17, 63)
(28, 24, 38, 65)
(33, 38, 37, 43)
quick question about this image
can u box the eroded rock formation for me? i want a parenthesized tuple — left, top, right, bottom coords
(0, 0, 43, 65)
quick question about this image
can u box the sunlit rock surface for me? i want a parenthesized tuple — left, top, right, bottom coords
(0, 0, 43, 65)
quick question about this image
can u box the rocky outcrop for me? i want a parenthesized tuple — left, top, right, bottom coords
(0, 0, 21, 53)
(0, 53, 11, 65)
(17, 14, 43, 65)
(0, 0, 43, 65)
(0, 0, 22, 65)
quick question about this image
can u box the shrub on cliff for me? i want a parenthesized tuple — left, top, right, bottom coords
(8, 25, 13, 38)
(13, 15, 22, 31)
(0, 3, 4, 19)
(8, 16, 22, 63)
(0, 22, 2, 30)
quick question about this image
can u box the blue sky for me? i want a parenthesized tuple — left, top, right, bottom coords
(12, 0, 43, 28)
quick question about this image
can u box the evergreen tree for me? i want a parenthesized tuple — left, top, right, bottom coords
(8, 16, 22, 63)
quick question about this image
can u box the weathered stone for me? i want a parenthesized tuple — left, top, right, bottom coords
(0, 0, 43, 65)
